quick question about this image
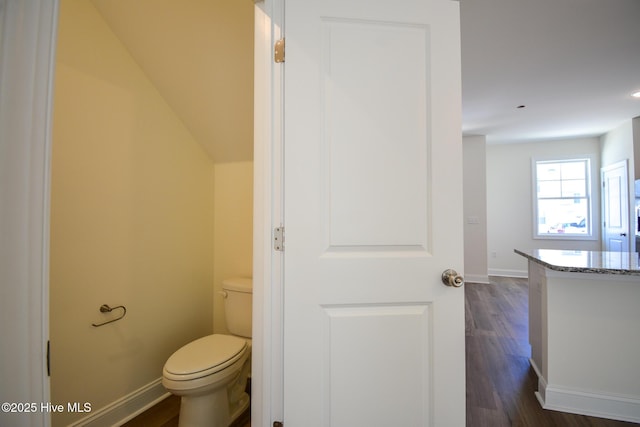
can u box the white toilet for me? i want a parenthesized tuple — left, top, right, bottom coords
(162, 277, 252, 427)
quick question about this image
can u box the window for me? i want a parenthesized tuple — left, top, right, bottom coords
(533, 158, 592, 238)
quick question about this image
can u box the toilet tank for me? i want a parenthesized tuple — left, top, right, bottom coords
(222, 277, 252, 338)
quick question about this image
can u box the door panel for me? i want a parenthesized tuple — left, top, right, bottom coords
(283, 0, 464, 425)
(602, 161, 629, 252)
(322, 303, 431, 426)
(322, 19, 429, 251)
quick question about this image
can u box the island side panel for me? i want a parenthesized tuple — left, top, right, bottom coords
(543, 269, 640, 421)
(545, 270, 640, 397)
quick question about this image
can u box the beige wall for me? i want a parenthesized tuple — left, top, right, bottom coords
(213, 162, 254, 333)
(50, 1, 216, 425)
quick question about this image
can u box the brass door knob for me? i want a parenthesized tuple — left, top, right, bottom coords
(441, 269, 464, 288)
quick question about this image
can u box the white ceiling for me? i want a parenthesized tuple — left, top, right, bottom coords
(461, 0, 640, 144)
(91, 0, 640, 161)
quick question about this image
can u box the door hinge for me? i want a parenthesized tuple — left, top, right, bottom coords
(274, 38, 285, 63)
(274, 226, 284, 251)
(273, 422, 283, 427)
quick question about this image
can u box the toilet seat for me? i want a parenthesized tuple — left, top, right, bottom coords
(163, 334, 247, 382)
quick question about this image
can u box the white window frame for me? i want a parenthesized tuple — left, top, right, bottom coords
(532, 155, 597, 240)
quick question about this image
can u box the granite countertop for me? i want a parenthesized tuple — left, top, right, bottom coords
(515, 248, 640, 276)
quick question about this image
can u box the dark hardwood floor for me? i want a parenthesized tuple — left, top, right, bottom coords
(121, 394, 250, 427)
(121, 395, 180, 427)
(123, 276, 638, 426)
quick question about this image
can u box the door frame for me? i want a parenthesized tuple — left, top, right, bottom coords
(601, 160, 632, 252)
(0, 1, 59, 426)
(252, 0, 285, 425)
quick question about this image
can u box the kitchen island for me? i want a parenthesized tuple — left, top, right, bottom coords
(515, 249, 640, 423)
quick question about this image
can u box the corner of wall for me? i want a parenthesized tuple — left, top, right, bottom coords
(462, 135, 488, 281)
(633, 117, 640, 180)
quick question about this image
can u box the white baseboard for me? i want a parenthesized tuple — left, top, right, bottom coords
(532, 365, 640, 423)
(529, 357, 542, 379)
(68, 378, 170, 427)
(464, 274, 489, 284)
(488, 268, 527, 278)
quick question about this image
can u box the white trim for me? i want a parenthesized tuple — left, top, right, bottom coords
(253, 0, 284, 425)
(533, 356, 640, 424)
(487, 268, 528, 278)
(529, 357, 543, 379)
(67, 379, 169, 427)
(536, 382, 640, 424)
(463, 274, 490, 284)
(0, 2, 58, 426)
(531, 154, 598, 241)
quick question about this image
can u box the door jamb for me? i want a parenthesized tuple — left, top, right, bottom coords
(253, 0, 285, 425)
(0, 1, 59, 426)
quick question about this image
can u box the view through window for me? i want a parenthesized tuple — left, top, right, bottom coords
(534, 158, 591, 238)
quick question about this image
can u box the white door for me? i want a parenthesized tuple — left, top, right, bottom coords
(602, 161, 630, 252)
(282, 0, 465, 425)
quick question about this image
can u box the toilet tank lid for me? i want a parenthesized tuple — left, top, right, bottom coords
(222, 277, 252, 293)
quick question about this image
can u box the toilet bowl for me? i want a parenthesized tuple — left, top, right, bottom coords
(162, 277, 252, 427)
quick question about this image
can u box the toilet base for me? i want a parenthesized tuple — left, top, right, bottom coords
(178, 391, 249, 427)
(229, 392, 250, 424)
(176, 357, 251, 427)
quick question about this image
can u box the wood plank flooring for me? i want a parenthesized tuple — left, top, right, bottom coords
(122, 276, 638, 426)
(121, 394, 250, 427)
(120, 395, 180, 427)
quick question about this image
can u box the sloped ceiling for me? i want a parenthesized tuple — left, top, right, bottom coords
(92, 0, 640, 156)
(92, 0, 254, 163)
